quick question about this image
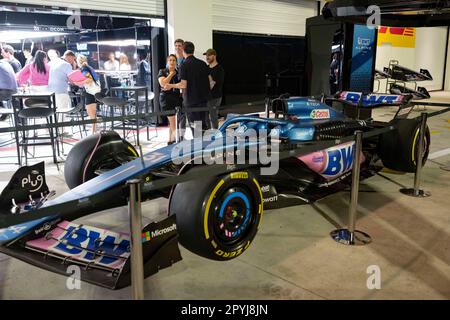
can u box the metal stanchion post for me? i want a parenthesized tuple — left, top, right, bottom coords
(265, 98, 270, 119)
(400, 112, 431, 197)
(127, 179, 145, 300)
(331, 131, 372, 246)
(175, 107, 180, 143)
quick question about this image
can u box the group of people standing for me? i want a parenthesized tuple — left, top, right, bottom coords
(103, 52, 132, 71)
(0, 44, 101, 133)
(158, 39, 225, 144)
(1, 40, 223, 143)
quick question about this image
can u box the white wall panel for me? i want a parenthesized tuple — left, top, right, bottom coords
(212, 0, 317, 36)
(375, 27, 448, 91)
(8, 0, 165, 17)
(415, 27, 448, 91)
(167, 0, 213, 59)
(445, 29, 450, 91)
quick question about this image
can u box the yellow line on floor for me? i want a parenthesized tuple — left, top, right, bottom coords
(430, 130, 441, 135)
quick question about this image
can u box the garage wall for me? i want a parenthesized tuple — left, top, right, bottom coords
(167, 0, 213, 58)
(211, 0, 317, 37)
(375, 27, 448, 92)
(167, 0, 317, 61)
(415, 27, 448, 91)
(446, 31, 450, 91)
(7, 0, 165, 17)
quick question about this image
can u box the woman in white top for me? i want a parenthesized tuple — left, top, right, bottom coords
(119, 53, 131, 71)
(104, 52, 119, 71)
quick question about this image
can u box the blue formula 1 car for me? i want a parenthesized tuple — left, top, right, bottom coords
(0, 92, 431, 289)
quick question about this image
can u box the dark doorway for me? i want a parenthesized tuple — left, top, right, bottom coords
(213, 31, 306, 106)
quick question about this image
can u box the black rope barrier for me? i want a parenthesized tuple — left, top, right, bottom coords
(0, 100, 265, 134)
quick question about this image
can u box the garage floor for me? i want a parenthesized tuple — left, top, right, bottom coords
(0, 93, 449, 300)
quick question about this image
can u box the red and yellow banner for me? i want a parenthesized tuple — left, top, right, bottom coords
(377, 27, 416, 48)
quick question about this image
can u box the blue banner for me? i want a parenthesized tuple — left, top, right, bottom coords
(350, 25, 376, 92)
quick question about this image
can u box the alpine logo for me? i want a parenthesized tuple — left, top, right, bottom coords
(310, 109, 330, 120)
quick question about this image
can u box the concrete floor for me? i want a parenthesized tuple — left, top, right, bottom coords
(0, 93, 449, 300)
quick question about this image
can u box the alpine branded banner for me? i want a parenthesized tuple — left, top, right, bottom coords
(377, 27, 416, 48)
(350, 25, 377, 92)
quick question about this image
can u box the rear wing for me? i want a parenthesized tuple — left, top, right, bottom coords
(336, 91, 412, 108)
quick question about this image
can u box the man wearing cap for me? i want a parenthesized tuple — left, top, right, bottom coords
(1, 44, 22, 73)
(204, 48, 225, 129)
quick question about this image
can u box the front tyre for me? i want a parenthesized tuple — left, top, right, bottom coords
(64, 131, 138, 189)
(169, 170, 264, 261)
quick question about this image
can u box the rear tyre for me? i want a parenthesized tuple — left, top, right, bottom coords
(379, 119, 430, 173)
(169, 169, 264, 261)
(64, 131, 138, 189)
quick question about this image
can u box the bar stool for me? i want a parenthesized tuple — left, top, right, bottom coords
(56, 94, 88, 154)
(14, 99, 58, 166)
(0, 94, 19, 161)
(94, 92, 132, 140)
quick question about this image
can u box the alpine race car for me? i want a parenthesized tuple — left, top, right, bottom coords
(0, 91, 431, 289)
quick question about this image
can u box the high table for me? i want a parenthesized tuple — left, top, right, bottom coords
(11, 91, 59, 165)
(111, 86, 155, 146)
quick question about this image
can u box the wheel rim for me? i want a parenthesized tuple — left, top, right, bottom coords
(212, 187, 254, 245)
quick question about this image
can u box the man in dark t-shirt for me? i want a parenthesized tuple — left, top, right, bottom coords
(204, 48, 225, 129)
(1, 44, 22, 73)
(164, 41, 211, 131)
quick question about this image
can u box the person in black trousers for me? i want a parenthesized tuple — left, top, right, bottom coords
(164, 41, 211, 132)
(158, 54, 182, 145)
(204, 48, 225, 129)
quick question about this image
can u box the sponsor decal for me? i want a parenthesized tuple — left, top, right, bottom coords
(310, 109, 330, 120)
(34, 219, 60, 235)
(358, 37, 371, 47)
(21, 172, 44, 193)
(299, 142, 364, 180)
(378, 27, 416, 48)
(214, 241, 251, 258)
(142, 231, 151, 243)
(27, 222, 130, 269)
(306, 100, 321, 107)
(142, 224, 177, 243)
(340, 92, 403, 106)
(260, 185, 270, 193)
(312, 155, 324, 163)
(263, 196, 278, 203)
(231, 172, 248, 179)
